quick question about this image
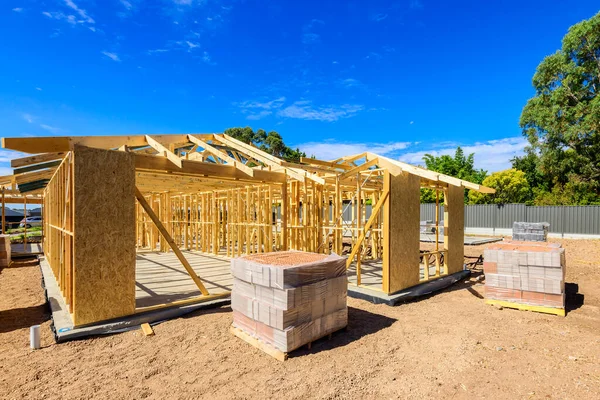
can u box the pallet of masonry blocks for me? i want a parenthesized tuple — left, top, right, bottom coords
(512, 222, 550, 242)
(0, 234, 11, 268)
(230, 251, 348, 359)
(483, 240, 566, 314)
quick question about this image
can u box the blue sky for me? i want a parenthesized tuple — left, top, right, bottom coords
(1, 0, 599, 175)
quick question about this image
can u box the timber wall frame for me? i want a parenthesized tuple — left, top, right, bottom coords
(2, 134, 494, 326)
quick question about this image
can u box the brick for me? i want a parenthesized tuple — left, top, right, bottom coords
(483, 261, 497, 274)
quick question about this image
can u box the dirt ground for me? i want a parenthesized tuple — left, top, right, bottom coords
(1, 238, 599, 399)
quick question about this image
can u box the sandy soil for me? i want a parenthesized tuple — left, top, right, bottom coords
(1, 238, 599, 400)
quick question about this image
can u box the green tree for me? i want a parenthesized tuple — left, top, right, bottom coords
(516, 12, 600, 204)
(224, 126, 306, 163)
(420, 147, 487, 203)
(469, 169, 531, 204)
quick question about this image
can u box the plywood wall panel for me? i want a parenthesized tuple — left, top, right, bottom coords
(72, 146, 136, 326)
(385, 172, 421, 294)
(444, 185, 465, 274)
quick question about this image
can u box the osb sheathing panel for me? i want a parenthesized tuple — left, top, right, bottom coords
(444, 185, 465, 275)
(72, 146, 136, 326)
(386, 172, 421, 294)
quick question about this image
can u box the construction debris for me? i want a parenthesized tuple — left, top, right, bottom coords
(512, 222, 549, 242)
(483, 240, 566, 316)
(140, 323, 154, 336)
(231, 251, 348, 358)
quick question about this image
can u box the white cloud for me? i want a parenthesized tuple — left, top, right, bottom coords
(295, 140, 411, 160)
(237, 97, 286, 120)
(365, 52, 382, 61)
(22, 113, 35, 123)
(102, 51, 121, 62)
(147, 49, 169, 55)
(277, 101, 364, 122)
(0, 149, 28, 163)
(40, 124, 62, 134)
(302, 19, 324, 44)
(185, 41, 200, 50)
(120, 0, 133, 10)
(302, 33, 320, 44)
(340, 78, 365, 89)
(202, 51, 214, 64)
(372, 13, 388, 22)
(64, 0, 94, 24)
(12, 8, 23, 12)
(42, 0, 95, 28)
(398, 137, 528, 172)
(237, 97, 366, 122)
(410, 0, 424, 10)
(246, 110, 272, 121)
(35, 87, 43, 91)
(43, 11, 76, 24)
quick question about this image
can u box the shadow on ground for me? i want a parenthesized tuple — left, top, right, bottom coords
(0, 303, 50, 334)
(290, 306, 397, 358)
(565, 283, 584, 312)
(181, 304, 235, 320)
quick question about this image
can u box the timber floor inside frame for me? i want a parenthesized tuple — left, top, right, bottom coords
(135, 250, 233, 309)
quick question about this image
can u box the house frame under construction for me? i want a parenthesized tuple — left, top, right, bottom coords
(2, 133, 494, 326)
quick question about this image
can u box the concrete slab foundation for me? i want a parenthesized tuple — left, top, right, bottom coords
(348, 270, 471, 306)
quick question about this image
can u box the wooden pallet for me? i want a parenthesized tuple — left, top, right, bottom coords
(486, 299, 565, 317)
(230, 325, 345, 361)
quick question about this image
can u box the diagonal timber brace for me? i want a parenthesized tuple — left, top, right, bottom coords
(135, 186, 210, 296)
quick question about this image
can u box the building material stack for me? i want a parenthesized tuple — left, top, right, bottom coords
(0, 234, 11, 269)
(483, 240, 566, 316)
(230, 251, 347, 358)
(512, 222, 549, 242)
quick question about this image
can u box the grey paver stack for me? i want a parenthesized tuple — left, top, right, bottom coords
(512, 222, 549, 242)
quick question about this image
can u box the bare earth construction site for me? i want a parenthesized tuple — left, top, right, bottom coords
(0, 238, 598, 399)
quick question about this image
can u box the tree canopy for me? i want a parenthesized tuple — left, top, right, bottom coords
(469, 169, 530, 205)
(224, 127, 306, 163)
(420, 147, 487, 203)
(515, 11, 600, 205)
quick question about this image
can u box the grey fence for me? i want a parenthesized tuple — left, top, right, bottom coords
(420, 203, 600, 235)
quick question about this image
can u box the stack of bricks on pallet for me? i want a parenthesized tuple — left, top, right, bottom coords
(512, 222, 549, 242)
(231, 251, 348, 353)
(483, 240, 565, 308)
(0, 235, 11, 268)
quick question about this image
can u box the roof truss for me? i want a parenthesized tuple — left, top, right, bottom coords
(1, 133, 495, 195)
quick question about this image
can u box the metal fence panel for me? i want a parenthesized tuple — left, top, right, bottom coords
(420, 203, 436, 221)
(464, 204, 496, 228)
(562, 205, 600, 234)
(293, 200, 600, 235)
(419, 203, 600, 235)
(495, 204, 527, 229)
